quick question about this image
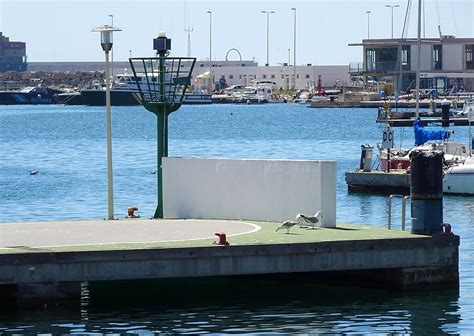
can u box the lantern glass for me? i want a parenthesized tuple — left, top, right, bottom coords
(101, 30, 112, 45)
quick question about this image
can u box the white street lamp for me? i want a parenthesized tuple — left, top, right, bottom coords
(92, 24, 121, 220)
(108, 15, 114, 77)
(206, 10, 212, 92)
(261, 10, 275, 66)
(366, 10, 371, 39)
(385, 4, 400, 39)
(291, 7, 296, 90)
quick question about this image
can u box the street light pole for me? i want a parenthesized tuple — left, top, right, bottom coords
(206, 10, 212, 92)
(92, 24, 121, 220)
(385, 4, 400, 39)
(261, 10, 275, 66)
(366, 11, 371, 39)
(291, 7, 296, 90)
(108, 15, 114, 77)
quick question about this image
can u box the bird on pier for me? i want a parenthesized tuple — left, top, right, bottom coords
(276, 220, 299, 234)
(297, 210, 322, 229)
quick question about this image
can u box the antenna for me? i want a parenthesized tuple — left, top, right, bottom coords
(184, 26, 193, 57)
(183, 0, 193, 57)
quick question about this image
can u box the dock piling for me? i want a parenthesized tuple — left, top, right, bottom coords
(410, 150, 443, 234)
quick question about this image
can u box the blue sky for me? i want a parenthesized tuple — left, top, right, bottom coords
(1, 0, 473, 65)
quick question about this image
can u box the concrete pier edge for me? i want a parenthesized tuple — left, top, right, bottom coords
(0, 233, 459, 306)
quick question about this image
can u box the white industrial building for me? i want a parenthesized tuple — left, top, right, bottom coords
(191, 60, 350, 91)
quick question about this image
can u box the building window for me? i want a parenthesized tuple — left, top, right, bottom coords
(271, 74, 275, 79)
(297, 74, 300, 79)
(401, 45, 410, 70)
(262, 74, 267, 79)
(466, 45, 474, 69)
(229, 75, 233, 79)
(281, 74, 284, 79)
(366, 49, 376, 71)
(433, 45, 442, 70)
(305, 74, 310, 79)
(239, 75, 242, 79)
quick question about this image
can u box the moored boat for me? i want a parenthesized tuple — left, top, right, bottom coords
(55, 72, 212, 106)
(0, 86, 63, 105)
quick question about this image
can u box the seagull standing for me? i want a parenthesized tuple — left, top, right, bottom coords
(297, 210, 322, 229)
(276, 220, 298, 234)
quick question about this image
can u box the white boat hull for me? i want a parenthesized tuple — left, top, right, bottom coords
(443, 157, 474, 194)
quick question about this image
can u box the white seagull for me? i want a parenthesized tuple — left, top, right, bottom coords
(296, 210, 322, 229)
(276, 220, 299, 234)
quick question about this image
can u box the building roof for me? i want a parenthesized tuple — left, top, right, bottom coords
(349, 37, 474, 47)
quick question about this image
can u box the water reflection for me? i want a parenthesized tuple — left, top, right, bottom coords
(0, 278, 461, 334)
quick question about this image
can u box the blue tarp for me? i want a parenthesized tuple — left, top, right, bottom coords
(413, 117, 451, 146)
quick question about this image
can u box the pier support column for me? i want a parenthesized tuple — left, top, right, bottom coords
(0, 282, 82, 308)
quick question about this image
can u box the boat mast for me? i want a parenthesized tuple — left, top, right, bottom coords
(415, 0, 422, 118)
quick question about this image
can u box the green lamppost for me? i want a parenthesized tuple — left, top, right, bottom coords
(129, 32, 196, 218)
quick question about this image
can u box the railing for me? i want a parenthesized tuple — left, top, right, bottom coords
(387, 194, 410, 231)
(349, 62, 364, 73)
(350, 62, 409, 73)
(367, 62, 399, 72)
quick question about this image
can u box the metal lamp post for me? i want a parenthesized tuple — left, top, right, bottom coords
(108, 15, 114, 77)
(291, 7, 296, 90)
(385, 4, 400, 39)
(92, 24, 121, 220)
(206, 10, 212, 92)
(261, 10, 275, 66)
(366, 10, 371, 39)
(129, 33, 196, 218)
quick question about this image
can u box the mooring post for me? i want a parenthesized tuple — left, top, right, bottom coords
(410, 149, 443, 234)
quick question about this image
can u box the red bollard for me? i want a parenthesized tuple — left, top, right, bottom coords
(214, 232, 229, 246)
(126, 206, 140, 218)
(442, 223, 452, 234)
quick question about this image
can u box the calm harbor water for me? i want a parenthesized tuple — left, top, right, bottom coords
(1, 103, 473, 334)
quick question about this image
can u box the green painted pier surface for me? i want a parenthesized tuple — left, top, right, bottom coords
(0, 219, 459, 302)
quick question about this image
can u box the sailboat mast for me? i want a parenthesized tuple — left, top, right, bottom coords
(415, 0, 422, 118)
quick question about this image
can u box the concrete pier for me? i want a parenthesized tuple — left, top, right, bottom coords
(345, 170, 410, 194)
(0, 219, 459, 306)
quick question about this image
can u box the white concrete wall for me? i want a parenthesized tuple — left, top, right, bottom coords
(443, 44, 463, 71)
(411, 45, 433, 71)
(162, 158, 336, 227)
(420, 45, 432, 71)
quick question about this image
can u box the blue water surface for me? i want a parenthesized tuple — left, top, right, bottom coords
(0, 103, 473, 334)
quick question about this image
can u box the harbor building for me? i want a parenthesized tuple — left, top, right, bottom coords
(349, 36, 474, 95)
(28, 60, 350, 91)
(0, 32, 27, 72)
